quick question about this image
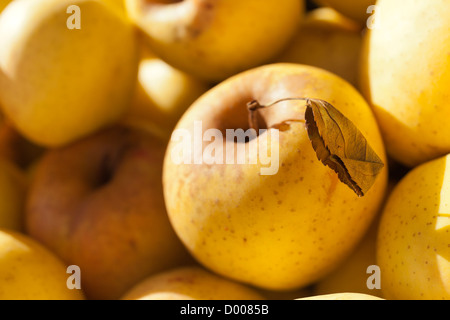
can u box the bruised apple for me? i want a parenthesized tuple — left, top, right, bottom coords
(163, 63, 388, 291)
(25, 126, 193, 300)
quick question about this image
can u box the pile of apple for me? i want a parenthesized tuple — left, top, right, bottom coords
(0, 0, 448, 301)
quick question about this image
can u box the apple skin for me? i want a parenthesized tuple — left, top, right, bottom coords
(312, 179, 399, 298)
(25, 126, 194, 300)
(313, 0, 375, 25)
(0, 0, 139, 147)
(312, 211, 382, 297)
(0, 0, 12, 14)
(298, 292, 383, 300)
(0, 158, 28, 231)
(377, 154, 450, 300)
(163, 63, 388, 291)
(122, 39, 210, 141)
(125, 0, 304, 82)
(121, 265, 265, 300)
(103, 0, 125, 11)
(0, 228, 85, 300)
(359, 0, 450, 167)
(275, 7, 363, 87)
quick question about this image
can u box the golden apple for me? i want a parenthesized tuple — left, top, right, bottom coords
(312, 179, 401, 298)
(121, 265, 265, 300)
(377, 154, 450, 300)
(312, 212, 382, 298)
(298, 292, 383, 300)
(163, 63, 388, 291)
(313, 0, 375, 25)
(122, 40, 210, 141)
(359, 0, 450, 167)
(125, 0, 304, 82)
(0, 228, 85, 300)
(25, 126, 193, 300)
(275, 7, 363, 87)
(103, 0, 125, 12)
(0, 0, 12, 14)
(0, 0, 139, 147)
(256, 286, 314, 301)
(0, 158, 27, 231)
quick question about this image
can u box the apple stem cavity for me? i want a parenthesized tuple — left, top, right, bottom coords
(246, 97, 310, 132)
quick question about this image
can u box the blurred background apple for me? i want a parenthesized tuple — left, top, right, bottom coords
(25, 126, 194, 300)
(275, 7, 363, 88)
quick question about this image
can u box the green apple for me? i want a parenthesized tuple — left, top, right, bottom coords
(0, 0, 139, 147)
(163, 63, 388, 291)
(25, 126, 194, 300)
(360, 0, 450, 167)
(125, 0, 304, 82)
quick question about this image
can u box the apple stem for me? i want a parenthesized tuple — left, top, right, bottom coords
(247, 98, 310, 131)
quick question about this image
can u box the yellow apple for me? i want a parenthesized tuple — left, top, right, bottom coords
(313, 0, 375, 25)
(0, 0, 139, 147)
(103, 0, 124, 11)
(298, 292, 383, 300)
(0, 158, 27, 231)
(125, 0, 304, 82)
(312, 212, 382, 297)
(0, 228, 85, 300)
(163, 63, 388, 291)
(275, 7, 363, 87)
(312, 179, 400, 298)
(25, 126, 194, 300)
(256, 286, 314, 300)
(122, 40, 210, 141)
(359, 0, 450, 167)
(377, 153, 450, 300)
(121, 265, 265, 300)
(0, 0, 12, 14)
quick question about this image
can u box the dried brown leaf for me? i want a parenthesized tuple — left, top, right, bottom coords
(305, 99, 384, 197)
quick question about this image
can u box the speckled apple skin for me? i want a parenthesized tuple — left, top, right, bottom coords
(377, 154, 450, 300)
(163, 63, 388, 291)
